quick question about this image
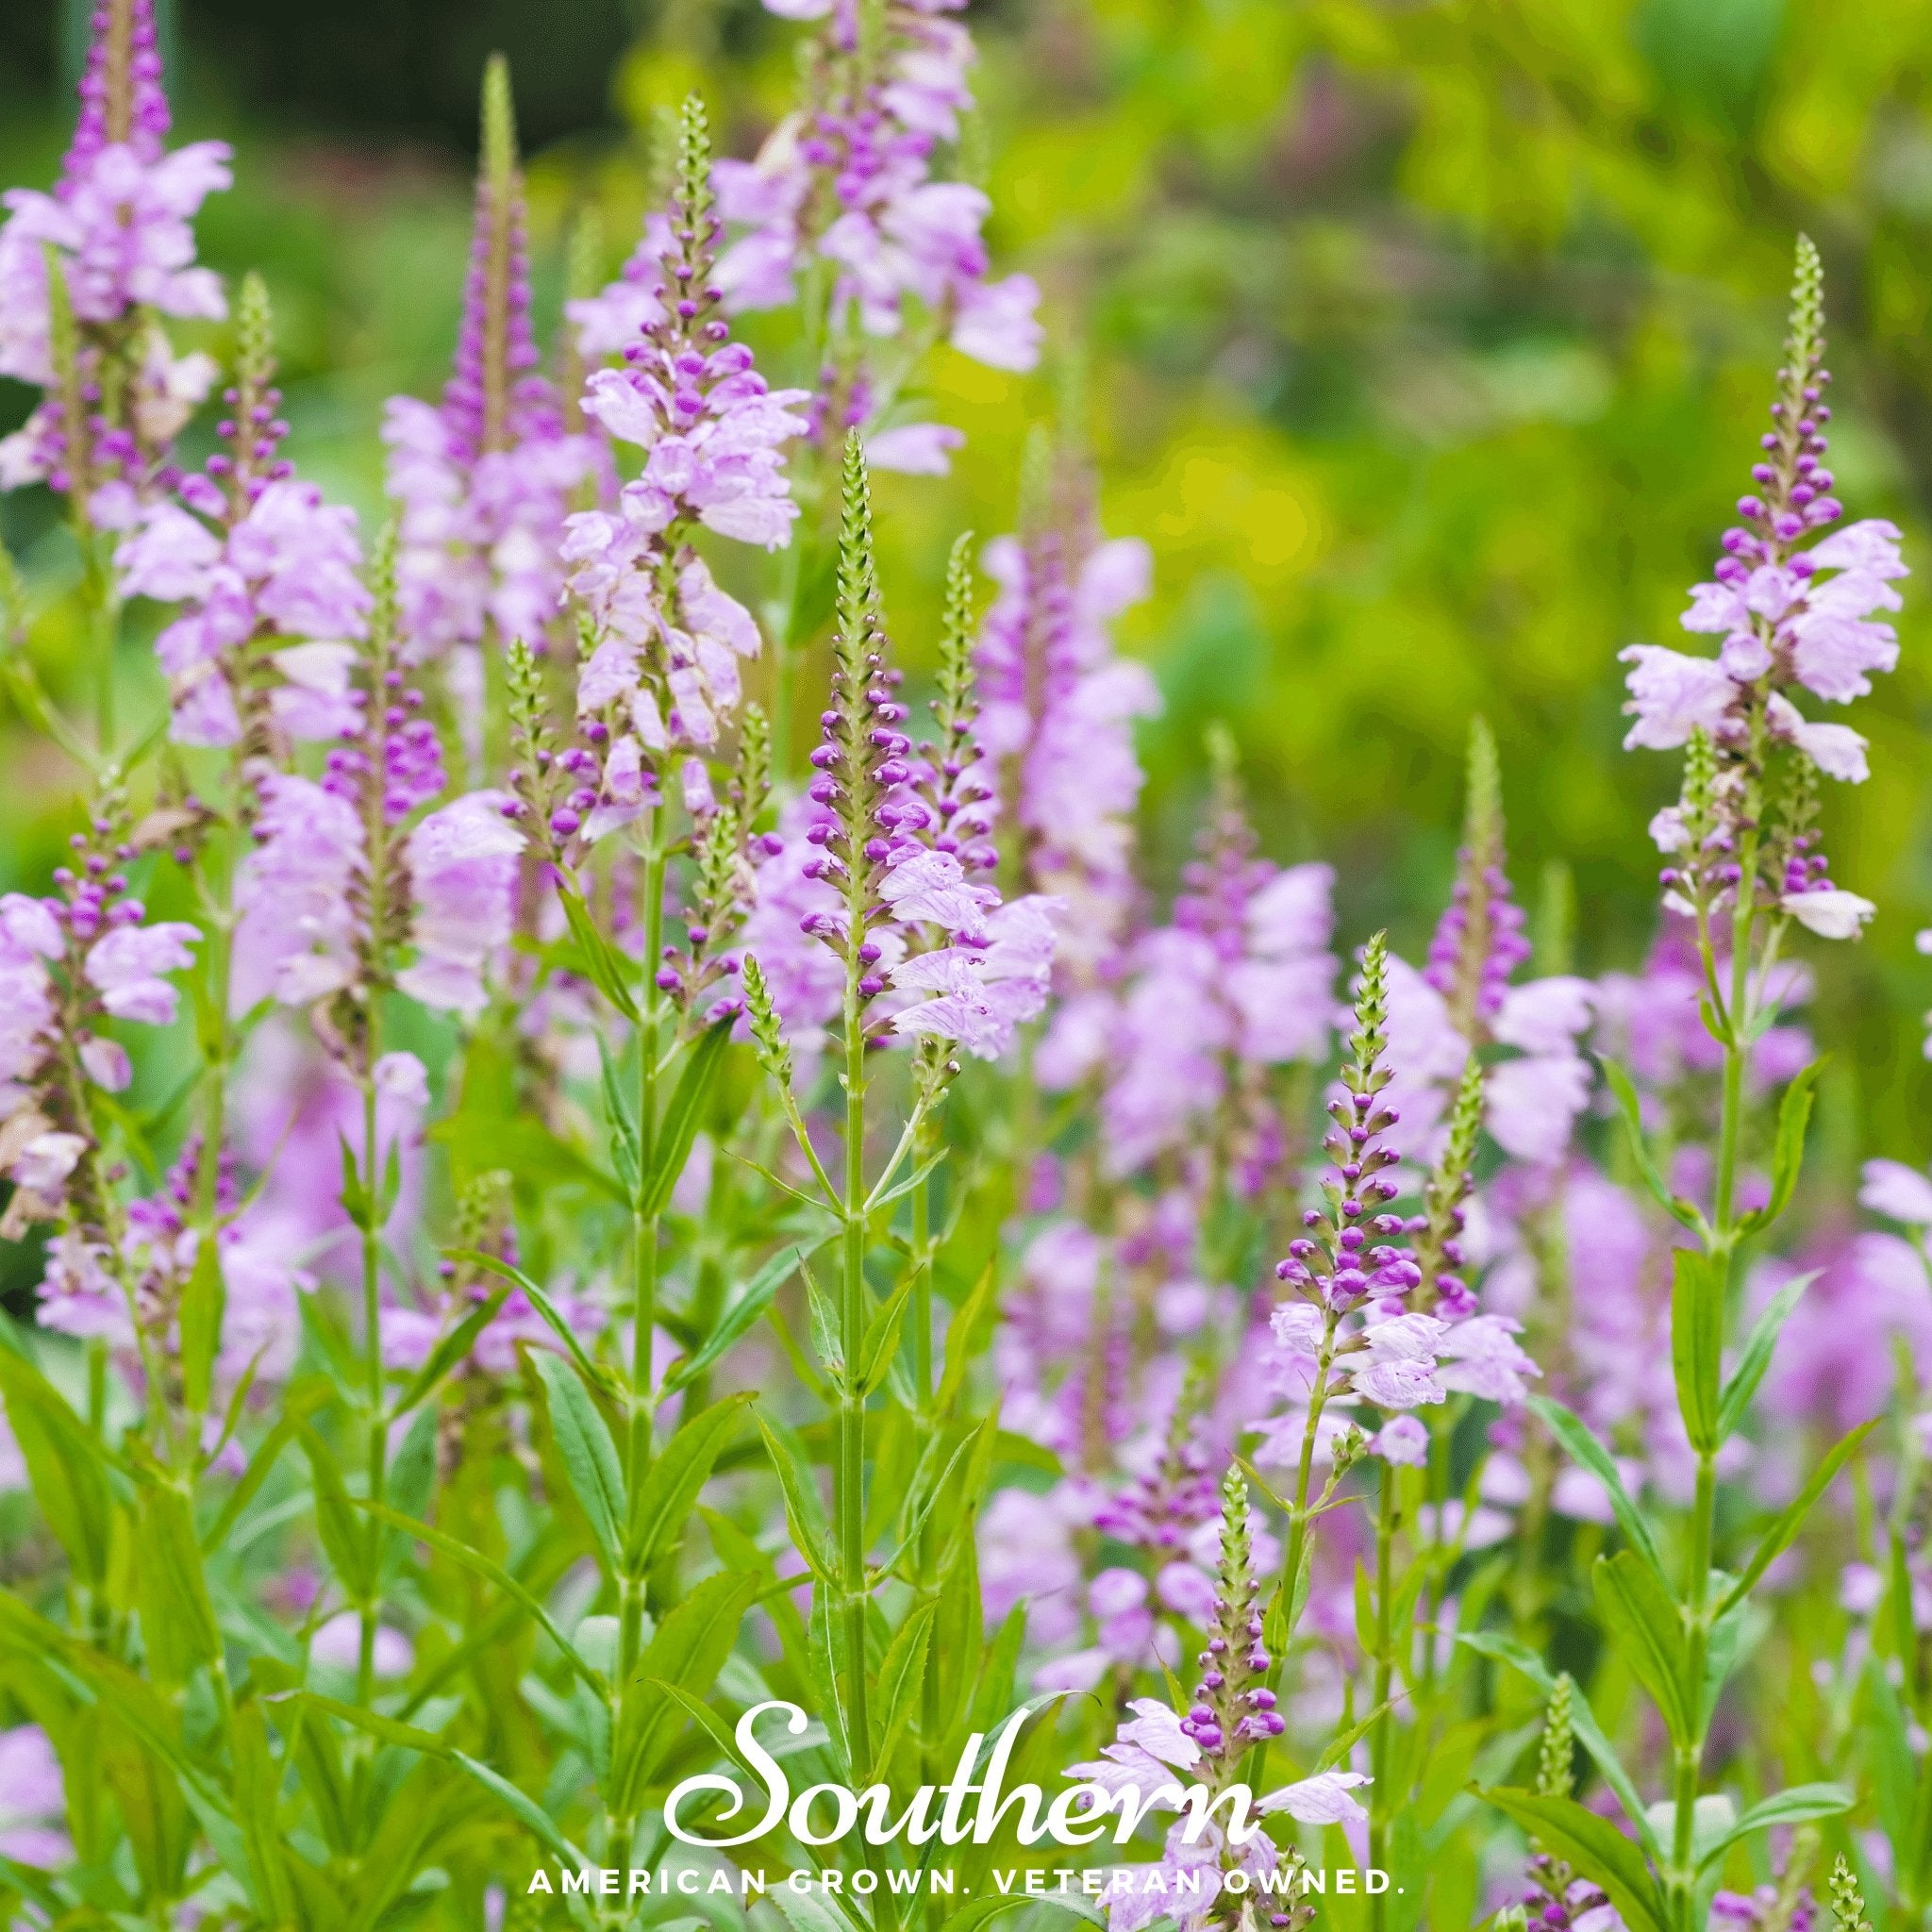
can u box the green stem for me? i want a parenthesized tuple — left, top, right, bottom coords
(619, 832, 669, 1690)
(837, 990, 874, 1774)
(356, 1059, 385, 1710)
(1247, 1320, 1340, 1790)
(1368, 1464, 1397, 1932)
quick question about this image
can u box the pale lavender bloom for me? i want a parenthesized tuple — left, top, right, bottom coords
(0, 1723, 69, 1869)
(396, 791, 524, 1015)
(718, 2, 1041, 381)
(865, 422, 964, 474)
(84, 919, 198, 1024)
(312, 1612, 414, 1677)
(120, 477, 372, 747)
(1860, 1157, 1932, 1226)
(0, 0, 229, 505)
(975, 527, 1158, 967)
(1434, 1313, 1541, 1406)
(232, 771, 367, 1008)
(1370, 1413, 1430, 1465)
(889, 893, 1059, 1059)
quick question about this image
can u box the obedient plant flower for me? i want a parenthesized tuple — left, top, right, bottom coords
(1066, 1471, 1366, 1932)
(975, 446, 1160, 972)
(1627, 238, 1906, 942)
(560, 97, 808, 849)
(114, 275, 373, 748)
(0, 0, 228, 511)
(0, 803, 197, 1237)
(385, 58, 589, 665)
(717, 0, 1042, 456)
(1095, 755, 1337, 1180)
(745, 437, 1056, 1057)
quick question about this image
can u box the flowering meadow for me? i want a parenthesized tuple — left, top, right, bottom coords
(0, 2, 1930, 1929)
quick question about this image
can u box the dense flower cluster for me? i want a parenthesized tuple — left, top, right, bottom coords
(0, 0, 228, 509)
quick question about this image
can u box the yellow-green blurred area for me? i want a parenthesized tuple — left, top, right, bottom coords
(4, 0, 1932, 1154)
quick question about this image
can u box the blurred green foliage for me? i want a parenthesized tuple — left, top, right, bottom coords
(5, 0, 1932, 1151)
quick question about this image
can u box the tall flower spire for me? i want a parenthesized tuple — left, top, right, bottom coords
(447, 55, 553, 463)
(383, 56, 585, 666)
(1423, 717, 1530, 1039)
(0, 0, 229, 511)
(558, 97, 809, 850)
(66, 0, 173, 174)
(1624, 236, 1907, 943)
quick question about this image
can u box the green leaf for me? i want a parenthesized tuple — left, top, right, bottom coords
(1457, 1632, 1661, 1858)
(135, 1478, 222, 1683)
(178, 1235, 225, 1417)
(268, 1688, 453, 1759)
(530, 1352, 626, 1572)
(597, 1034, 642, 1196)
(870, 1599, 938, 1766)
(1693, 1783, 1852, 1874)
(800, 1253, 842, 1373)
(452, 1748, 589, 1869)
(556, 877, 641, 1022)
(0, 1347, 113, 1585)
(1597, 1058, 1702, 1232)
(1740, 1058, 1824, 1233)
(641, 1015, 735, 1217)
(231, 1702, 299, 1925)
(610, 1569, 756, 1813)
(661, 1241, 821, 1396)
(758, 1410, 836, 1585)
(301, 1426, 375, 1603)
(625, 1390, 752, 1574)
(1592, 1553, 1692, 1745)
(453, 1250, 618, 1395)
(201, 1378, 329, 1553)
(858, 1271, 917, 1396)
(1670, 1247, 1725, 1456)
(389, 1281, 513, 1420)
(936, 1259, 998, 1414)
(1715, 1270, 1816, 1441)
(1529, 1395, 1669, 1584)
(1718, 1420, 1877, 1615)
(353, 1499, 602, 1691)
(1481, 1788, 1670, 1932)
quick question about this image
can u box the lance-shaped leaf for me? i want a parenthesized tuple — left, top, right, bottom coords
(301, 1426, 375, 1604)
(178, 1236, 225, 1417)
(135, 1477, 223, 1685)
(870, 1599, 938, 1767)
(389, 1281, 513, 1420)
(1694, 1783, 1852, 1873)
(1718, 1420, 1877, 1616)
(1457, 1631, 1661, 1858)
(625, 1390, 753, 1574)
(530, 1351, 625, 1573)
(661, 1241, 823, 1397)
(0, 1347, 115, 1586)
(454, 1249, 618, 1395)
(756, 1410, 836, 1586)
(641, 1015, 735, 1218)
(1482, 1788, 1670, 1932)
(556, 876, 641, 1022)
(1597, 1058, 1704, 1232)
(1592, 1553, 1693, 1745)
(1670, 1247, 1725, 1456)
(354, 1499, 602, 1691)
(1740, 1058, 1824, 1234)
(1529, 1395, 1669, 1586)
(610, 1569, 757, 1814)
(1716, 1269, 1816, 1441)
